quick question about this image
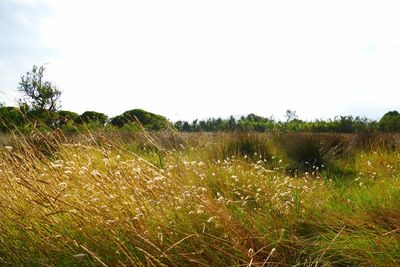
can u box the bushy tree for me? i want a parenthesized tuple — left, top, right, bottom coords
(76, 111, 108, 125)
(57, 110, 79, 122)
(18, 65, 62, 112)
(56, 110, 79, 127)
(110, 109, 169, 130)
(380, 111, 400, 132)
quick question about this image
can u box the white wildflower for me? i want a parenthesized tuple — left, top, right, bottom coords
(90, 170, 101, 177)
(58, 182, 67, 189)
(50, 163, 63, 169)
(73, 254, 86, 258)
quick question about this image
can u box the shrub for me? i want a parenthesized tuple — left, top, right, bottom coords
(0, 106, 25, 132)
(280, 133, 346, 171)
(60, 121, 79, 134)
(110, 109, 170, 130)
(76, 111, 108, 125)
(57, 110, 79, 125)
(26, 109, 59, 130)
(379, 111, 400, 132)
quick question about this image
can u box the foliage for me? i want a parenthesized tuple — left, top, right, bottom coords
(57, 110, 79, 122)
(0, 106, 25, 131)
(18, 65, 62, 112)
(110, 109, 170, 130)
(174, 114, 379, 133)
(0, 101, 399, 135)
(379, 110, 400, 132)
(76, 111, 108, 125)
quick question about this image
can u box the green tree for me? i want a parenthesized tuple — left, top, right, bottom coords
(18, 65, 62, 112)
(110, 109, 169, 130)
(56, 110, 79, 126)
(379, 111, 400, 132)
(76, 111, 108, 125)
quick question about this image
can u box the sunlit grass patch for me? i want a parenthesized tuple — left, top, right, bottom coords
(1, 131, 400, 266)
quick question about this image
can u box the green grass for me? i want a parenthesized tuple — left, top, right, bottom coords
(0, 131, 399, 266)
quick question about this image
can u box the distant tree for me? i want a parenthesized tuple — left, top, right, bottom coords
(18, 65, 62, 112)
(76, 111, 108, 125)
(228, 116, 236, 130)
(174, 120, 192, 131)
(246, 113, 265, 122)
(110, 115, 125, 127)
(110, 109, 170, 130)
(379, 111, 400, 132)
(332, 116, 355, 133)
(56, 110, 79, 127)
(58, 110, 79, 121)
(191, 119, 199, 131)
(285, 109, 298, 122)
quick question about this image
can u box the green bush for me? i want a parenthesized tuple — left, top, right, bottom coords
(110, 109, 170, 130)
(76, 111, 108, 125)
(0, 106, 25, 132)
(57, 110, 79, 126)
(379, 111, 400, 132)
(60, 121, 79, 134)
(26, 109, 58, 128)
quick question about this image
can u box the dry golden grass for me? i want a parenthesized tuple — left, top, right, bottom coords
(0, 131, 399, 266)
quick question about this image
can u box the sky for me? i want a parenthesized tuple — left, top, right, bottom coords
(1, 0, 400, 122)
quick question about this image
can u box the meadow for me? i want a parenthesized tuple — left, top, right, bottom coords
(0, 130, 399, 266)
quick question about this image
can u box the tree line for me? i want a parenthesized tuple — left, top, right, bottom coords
(1, 64, 400, 133)
(0, 65, 170, 132)
(0, 106, 171, 133)
(174, 112, 400, 133)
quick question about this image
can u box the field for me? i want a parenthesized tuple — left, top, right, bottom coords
(0, 130, 400, 266)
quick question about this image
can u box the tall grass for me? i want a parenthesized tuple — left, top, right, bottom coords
(0, 131, 399, 266)
(211, 132, 273, 161)
(279, 133, 349, 172)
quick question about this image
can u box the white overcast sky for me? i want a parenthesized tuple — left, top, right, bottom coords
(1, 0, 400, 121)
